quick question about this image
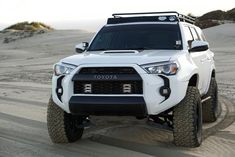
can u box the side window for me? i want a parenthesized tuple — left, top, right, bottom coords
(190, 27, 200, 41)
(183, 26, 193, 49)
(184, 26, 193, 41)
(200, 32, 207, 41)
(195, 27, 207, 41)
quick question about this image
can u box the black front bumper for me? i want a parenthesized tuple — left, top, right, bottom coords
(69, 96, 147, 116)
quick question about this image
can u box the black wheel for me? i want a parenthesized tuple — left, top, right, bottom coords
(47, 97, 84, 143)
(173, 86, 202, 147)
(202, 78, 219, 122)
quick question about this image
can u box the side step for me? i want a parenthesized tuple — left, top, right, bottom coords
(201, 96, 211, 103)
(76, 118, 93, 128)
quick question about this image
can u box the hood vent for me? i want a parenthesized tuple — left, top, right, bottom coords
(103, 50, 139, 54)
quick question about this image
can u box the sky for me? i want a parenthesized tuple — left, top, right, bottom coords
(0, 0, 234, 31)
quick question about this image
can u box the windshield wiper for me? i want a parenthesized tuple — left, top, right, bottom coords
(127, 47, 151, 51)
(89, 48, 108, 51)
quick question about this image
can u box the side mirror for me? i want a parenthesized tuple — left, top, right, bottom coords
(189, 41, 209, 52)
(75, 42, 89, 53)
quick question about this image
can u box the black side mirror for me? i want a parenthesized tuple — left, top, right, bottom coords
(189, 41, 209, 52)
(75, 42, 89, 53)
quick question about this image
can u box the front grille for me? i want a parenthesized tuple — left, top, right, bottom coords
(73, 67, 143, 94)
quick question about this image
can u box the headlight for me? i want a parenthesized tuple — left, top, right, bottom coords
(54, 63, 77, 76)
(141, 62, 178, 75)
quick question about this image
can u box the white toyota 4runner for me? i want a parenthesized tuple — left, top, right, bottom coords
(47, 12, 219, 147)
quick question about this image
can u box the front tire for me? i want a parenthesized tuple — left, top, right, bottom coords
(202, 78, 219, 122)
(47, 97, 84, 143)
(173, 86, 202, 147)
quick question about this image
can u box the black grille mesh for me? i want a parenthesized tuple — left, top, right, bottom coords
(74, 67, 143, 94)
(74, 81, 142, 94)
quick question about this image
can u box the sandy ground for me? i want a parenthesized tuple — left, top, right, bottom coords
(0, 24, 235, 157)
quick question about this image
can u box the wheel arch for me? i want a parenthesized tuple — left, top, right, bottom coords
(211, 69, 216, 78)
(188, 73, 199, 87)
(204, 68, 216, 95)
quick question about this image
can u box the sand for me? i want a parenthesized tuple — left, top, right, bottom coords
(203, 24, 235, 103)
(0, 24, 234, 157)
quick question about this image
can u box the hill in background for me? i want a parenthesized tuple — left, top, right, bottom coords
(1, 22, 53, 43)
(4, 21, 53, 31)
(195, 8, 235, 29)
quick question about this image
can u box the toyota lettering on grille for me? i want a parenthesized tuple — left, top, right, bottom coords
(94, 75, 118, 80)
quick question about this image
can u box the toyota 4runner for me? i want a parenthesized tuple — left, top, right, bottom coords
(47, 12, 219, 147)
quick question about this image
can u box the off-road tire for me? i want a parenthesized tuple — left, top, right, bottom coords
(47, 97, 84, 143)
(202, 78, 219, 122)
(173, 86, 202, 147)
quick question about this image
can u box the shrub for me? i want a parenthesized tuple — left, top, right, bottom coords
(4, 21, 53, 31)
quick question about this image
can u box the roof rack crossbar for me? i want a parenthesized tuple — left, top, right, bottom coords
(178, 14, 196, 24)
(111, 11, 196, 24)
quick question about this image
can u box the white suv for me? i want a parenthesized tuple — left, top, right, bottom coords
(47, 12, 219, 147)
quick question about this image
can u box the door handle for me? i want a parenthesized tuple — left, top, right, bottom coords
(201, 57, 211, 62)
(207, 56, 212, 61)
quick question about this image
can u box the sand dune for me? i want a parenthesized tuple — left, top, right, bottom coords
(0, 24, 235, 157)
(204, 24, 235, 51)
(204, 24, 235, 102)
(0, 30, 94, 84)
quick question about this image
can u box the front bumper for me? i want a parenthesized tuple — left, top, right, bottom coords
(69, 96, 147, 116)
(52, 64, 188, 115)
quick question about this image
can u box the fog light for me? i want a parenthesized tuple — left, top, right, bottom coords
(159, 86, 171, 97)
(57, 88, 63, 94)
(58, 88, 63, 94)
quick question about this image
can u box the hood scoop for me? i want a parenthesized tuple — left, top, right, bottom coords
(103, 50, 139, 54)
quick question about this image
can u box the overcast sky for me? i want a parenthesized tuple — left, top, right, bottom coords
(0, 0, 234, 31)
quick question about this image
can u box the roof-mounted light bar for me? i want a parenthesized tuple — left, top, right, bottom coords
(107, 11, 196, 24)
(112, 11, 179, 18)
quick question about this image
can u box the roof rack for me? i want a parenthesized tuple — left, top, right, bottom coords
(107, 11, 196, 24)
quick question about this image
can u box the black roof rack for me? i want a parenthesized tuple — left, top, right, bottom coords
(107, 11, 196, 25)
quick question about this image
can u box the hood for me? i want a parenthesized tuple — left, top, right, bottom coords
(61, 50, 180, 66)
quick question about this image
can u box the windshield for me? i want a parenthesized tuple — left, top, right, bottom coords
(88, 24, 182, 51)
